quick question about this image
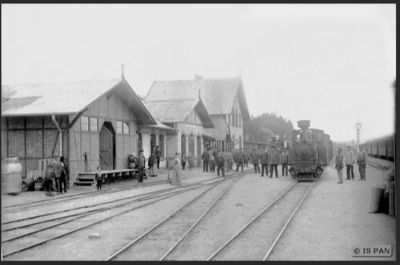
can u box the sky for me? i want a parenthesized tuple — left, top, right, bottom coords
(1, 4, 396, 143)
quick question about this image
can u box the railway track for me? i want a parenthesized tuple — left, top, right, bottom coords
(2, 179, 169, 211)
(206, 180, 315, 260)
(367, 160, 393, 171)
(2, 170, 251, 260)
(105, 170, 251, 261)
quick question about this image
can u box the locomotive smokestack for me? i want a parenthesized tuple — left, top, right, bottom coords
(297, 120, 310, 130)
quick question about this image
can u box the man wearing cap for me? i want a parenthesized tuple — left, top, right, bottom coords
(251, 148, 260, 174)
(235, 148, 245, 172)
(215, 150, 225, 177)
(335, 147, 344, 184)
(357, 145, 368, 180)
(344, 145, 355, 180)
(280, 148, 290, 176)
(260, 147, 269, 177)
(268, 146, 279, 178)
(201, 148, 210, 173)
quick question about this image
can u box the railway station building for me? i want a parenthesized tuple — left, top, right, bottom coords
(143, 97, 215, 167)
(144, 75, 250, 156)
(1, 78, 157, 184)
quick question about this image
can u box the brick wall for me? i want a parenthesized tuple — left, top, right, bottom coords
(3, 115, 67, 178)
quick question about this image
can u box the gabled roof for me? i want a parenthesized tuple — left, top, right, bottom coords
(144, 98, 214, 128)
(1, 79, 157, 125)
(145, 76, 250, 119)
(142, 119, 177, 131)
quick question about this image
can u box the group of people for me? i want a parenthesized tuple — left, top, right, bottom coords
(335, 145, 368, 184)
(199, 146, 291, 178)
(134, 145, 162, 183)
(42, 156, 69, 196)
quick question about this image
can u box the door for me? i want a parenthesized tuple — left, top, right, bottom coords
(100, 125, 113, 170)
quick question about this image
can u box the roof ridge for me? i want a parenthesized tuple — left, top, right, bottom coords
(153, 76, 240, 83)
(144, 98, 195, 103)
(2, 78, 122, 87)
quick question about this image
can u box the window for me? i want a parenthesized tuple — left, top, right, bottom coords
(123, 122, 129, 134)
(159, 134, 164, 158)
(90, 117, 98, 132)
(181, 134, 186, 155)
(151, 133, 156, 151)
(197, 136, 201, 156)
(137, 132, 142, 153)
(188, 135, 195, 156)
(117, 121, 123, 134)
(81, 116, 89, 131)
(235, 110, 238, 126)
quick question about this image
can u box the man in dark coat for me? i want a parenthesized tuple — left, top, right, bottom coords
(52, 157, 65, 195)
(201, 148, 210, 172)
(155, 145, 161, 169)
(215, 150, 225, 177)
(335, 147, 344, 184)
(269, 146, 279, 178)
(251, 149, 261, 174)
(260, 147, 269, 177)
(280, 148, 290, 176)
(235, 148, 245, 172)
(138, 150, 146, 183)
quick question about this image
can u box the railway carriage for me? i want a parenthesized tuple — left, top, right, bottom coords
(361, 134, 395, 161)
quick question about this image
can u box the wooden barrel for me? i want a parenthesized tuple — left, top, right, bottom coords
(368, 186, 385, 213)
(22, 176, 35, 192)
(1, 158, 23, 195)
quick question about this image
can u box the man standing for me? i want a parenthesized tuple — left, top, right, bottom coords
(215, 150, 225, 177)
(226, 149, 233, 172)
(244, 150, 249, 168)
(260, 147, 269, 177)
(357, 145, 368, 180)
(201, 148, 210, 172)
(155, 145, 161, 169)
(235, 148, 245, 172)
(280, 148, 290, 176)
(269, 146, 279, 178)
(335, 147, 344, 184)
(53, 157, 64, 195)
(252, 148, 260, 174)
(344, 145, 355, 180)
(138, 150, 146, 183)
(59, 156, 68, 193)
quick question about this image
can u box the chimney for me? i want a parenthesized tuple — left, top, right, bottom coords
(121, 64, 125, 79)
(195, 74, 203, 81)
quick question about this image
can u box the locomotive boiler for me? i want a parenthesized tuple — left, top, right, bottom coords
(288, 120, 328, 180)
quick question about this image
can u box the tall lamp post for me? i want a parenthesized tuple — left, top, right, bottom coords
(355, 121, 362, 154)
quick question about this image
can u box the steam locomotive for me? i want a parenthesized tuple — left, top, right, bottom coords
(288, 120, 333, 180)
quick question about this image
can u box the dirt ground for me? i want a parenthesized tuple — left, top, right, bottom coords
(269, 161, 396, 261)
(1, 161, 396, 261)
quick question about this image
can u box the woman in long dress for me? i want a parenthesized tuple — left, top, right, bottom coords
(148, 151, 158, 177)
(171, 152, 182, 186)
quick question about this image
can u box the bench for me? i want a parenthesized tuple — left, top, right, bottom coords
(74, 169, 138, 186)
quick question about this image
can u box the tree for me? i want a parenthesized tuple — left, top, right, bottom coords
(244, 112, 294, 143)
